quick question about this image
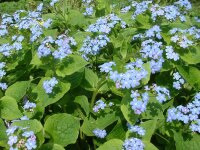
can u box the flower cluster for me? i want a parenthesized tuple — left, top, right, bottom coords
(80, 35, 109, 59)
(43, 77, 58, 94)
(0, 35, 24, 56)
(173, 72, 185, 90)
(122, 0, 191, 22)
(93, 128, 107, 138)
(86, 14, 126, 34)
(130, 90, 149, 115)
(140, 39, 164, 73)
(0, 62, 7, 90)
(127, 124, 146, 136)
(6, 125, 37, 150)
(93, 99, 106, 112)
(131, 1, 152, 19)
(100, 59, 148, 89)
(23, 100, 36, 112)
(38, 34, 76, 60)
(52, 34, 76, 59)
(153, 84, 171, 103)
(167, 93, 200, 133)
(170, 27, 200, 48)
(82, 0, 94, 16)
(122, 138, 144, 150)
(150, 0, 191, 22)
(0, 3, 53, 58)
(165, 46, 179, 61)
(120, 6, 131, 13)
(133, 25, 162, 40)
(93, 99, 114, 112)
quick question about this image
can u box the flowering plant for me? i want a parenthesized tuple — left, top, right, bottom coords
(0, 0, 200, 149)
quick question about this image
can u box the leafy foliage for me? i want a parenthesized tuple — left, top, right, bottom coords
(0, 0, 200, 150)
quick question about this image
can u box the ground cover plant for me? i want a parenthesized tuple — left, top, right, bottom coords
(0, 0, 200, 149)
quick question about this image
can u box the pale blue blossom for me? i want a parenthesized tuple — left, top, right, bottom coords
(123, 138, 144, 150)
(93, 129, 107, 138)
(43, 77, 58, 94)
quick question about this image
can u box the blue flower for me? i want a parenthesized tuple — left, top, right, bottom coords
(43, 77, 58, 94)
(127, 124, 146, 136)
(123, 138, 144, 150)
(93, 128, 107, 138)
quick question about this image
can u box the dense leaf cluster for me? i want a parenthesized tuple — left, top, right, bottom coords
(0, 0, 200, 150)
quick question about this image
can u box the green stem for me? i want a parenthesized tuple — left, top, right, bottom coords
(90, 76, 107, 107)
(155, 132, 170, 144)
(91, 89, 98, 107)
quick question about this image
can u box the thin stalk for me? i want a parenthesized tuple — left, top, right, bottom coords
(90, 76, 107, 107)
(155, 132, 170, 144)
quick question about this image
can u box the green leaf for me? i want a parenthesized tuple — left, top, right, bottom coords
(0, 96, 22, 120)
(81, 112, 119, 136)
(179, 46, 200, 64)
(44, 113, 80, 147)
(106, 120, 126, 140)
(39, 143, 65, 150)
(56, 55, 88, 77)
(12, 119, 43, 133)
(177, 65, 200, 90)
(142, 94, 164, 119)
(74, 95, 90, 116)
(68, 10, 87, 27)
(143, 141, 158, 150)
(120, 39, 128, 59)
(174, 131, 200, 150)
(12, 119, 44, 146)
(97, 139, 123, 150)
(43, 29, 58, 39)
(5, 81, 30, 102)
(121, 92, 139, 124)
(141, 120, 157, 141)
(96, 112, 119, 129)
(136, 14, 151, 28)
(0, 119, 7, 147)
(141, 62, 151, 85)
(33, 78, 70, 107)
(81, 68, 98, 91)
(64, 69, 84, 89)
(81, 117, 96, 136)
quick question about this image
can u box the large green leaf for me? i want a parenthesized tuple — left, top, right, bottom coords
(74, 95, 90, 116)
(64, 69, 84, 89)
(12, 119, 43, 133)
(81, 68, 98, 91)
(143, 141, 158, 150)
(106, 120, 126, 141)
(56, 55, 88, 77)
(141, 120, 157, 141)
(177, 65, 200, 90)
(142, 94, 164, 119)
(179, 47, 200, 64)
(81, 112, 119, 136)
(44, 113, 80, 147)
(68, 10, 87, 27)
(39, 143, 65, 150)
(33, 78, 70, 107)
(0, 96, 22, 120)
(174, 131, 200, 150)
(97, 139, 123, 150)
(0, 119, 7, 147)
(5, 81, 30, 102)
